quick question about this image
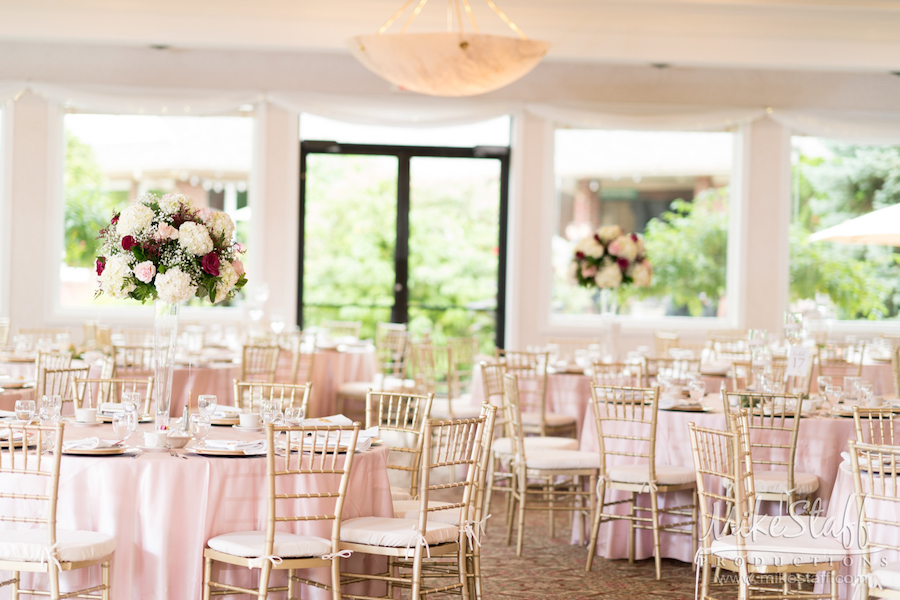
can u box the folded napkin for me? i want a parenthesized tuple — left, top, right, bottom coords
(201, 439, 267, 455)
(212, 407, 242, 418)
(62, 437, 122, 451)
(0, 429, 25, 442)
(98, 403, 126, 414)
(659, 397, 699, 410)
(0, 410, 16, 419)
(303, 414, 354, 427)
(314, 430, 372, 453)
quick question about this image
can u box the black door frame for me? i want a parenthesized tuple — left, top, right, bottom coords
(298, 140, 510, 348)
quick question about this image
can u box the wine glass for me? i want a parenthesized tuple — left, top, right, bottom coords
(15, 400, 35, 423)
(260, 400, 281, 426)
(41, 395, 61, 420)
(197, 395, 218, 417)
(190, 414, 211, 442)
(816, 376, 832, 399)
(112, 412, 135, 443)
(688, 379, 706, 403)
(284, 406, 305, 426)
(121, 392, 141, 416)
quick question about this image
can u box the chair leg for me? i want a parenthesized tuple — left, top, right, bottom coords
(102, 559, 111, 600)
(546, 480, 555, 538)
(586, 479, 605, 571)
(331, 558, 342, 600)
(699, 558, 711, 600)
(458, 540, 470, 600)
(48, 563, 60, 600)
(411, 546, 424, 600)
(11, 570, 18, 600)
(691, 489, 699, 566)
(830, 564, 839, 600)
(516, 472, 528, 556)
(650, 490, 662, 580)
(203, 556, 213, 600)
(484, 456, 496, 530)
(628, 492, 636, 564)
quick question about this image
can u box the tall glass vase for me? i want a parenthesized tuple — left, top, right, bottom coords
(153, 300, 179, 431)
(597, 288, 618, 315)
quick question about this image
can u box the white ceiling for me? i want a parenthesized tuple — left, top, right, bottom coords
(3, 0, 900, 72)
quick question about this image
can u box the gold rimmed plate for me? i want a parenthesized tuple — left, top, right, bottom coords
(1, 380, 34, 389)
(211, 417, 240, 426)
(661, 405, 713, 412)
(98, 413, 154, 424)
(190, 446, 258, 457)
(63, 446, 126, 456)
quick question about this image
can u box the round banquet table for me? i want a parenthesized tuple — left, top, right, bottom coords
(0, 421, 393, 600)
(577, 404, 858, 564)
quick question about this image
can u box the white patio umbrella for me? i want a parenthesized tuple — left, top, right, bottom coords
(808, 203, 900, 246)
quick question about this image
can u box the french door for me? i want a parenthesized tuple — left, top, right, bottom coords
(298, 141, 509, 350)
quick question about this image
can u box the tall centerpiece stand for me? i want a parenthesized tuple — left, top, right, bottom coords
(94, 192, 248, 431)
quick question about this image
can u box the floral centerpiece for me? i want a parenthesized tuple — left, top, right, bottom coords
(95, 193, 247, 304)
(570, 225, 652, 290)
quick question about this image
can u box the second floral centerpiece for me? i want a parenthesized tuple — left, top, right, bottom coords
(570, 224, 652, 290)
(95, 192, 247, 304)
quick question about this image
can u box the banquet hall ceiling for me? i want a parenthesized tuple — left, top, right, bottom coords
(2, 0, 900, 72)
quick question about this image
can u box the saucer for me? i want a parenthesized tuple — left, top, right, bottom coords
(232, 425, 264, 432)
(136, 445, 170, 452)
(69, 421, 103, 428)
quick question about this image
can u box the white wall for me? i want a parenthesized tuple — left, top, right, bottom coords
(1, 41, 899, 347)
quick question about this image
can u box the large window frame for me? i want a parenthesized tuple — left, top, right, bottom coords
(298, 140, 510, 348)
(543, 125, 746, 334)
(0, 101, 10, 317)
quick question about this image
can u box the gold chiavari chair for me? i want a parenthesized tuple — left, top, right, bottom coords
(722, 390, 818, 512)
(728, 357, 788, 392)
(320, 319, 362, 340)
(547, 337, 600, 363)
(496, 348, 577, 438)
(892, 346, 900, 399)
(37, 366, 90, 410)
(708, 329, 750, 362)
(654, 331, 680, 358)
(338, 416, 487, 600)
(816, 341, 865, 388)
(73, 377, 154, 413)
(34, 350, 73, 374)
(203, 422, 360, 600)
(366, 389, 434, 502)
(417, 343, 481, 420)
(0, 422, 115, 600)
(448, 336, 478, 398)
(111, 345, 154, 378)
(641, 356, 702, 387)
(586, 384, 697, 579)
(336, 322, 409, 416)
(849, 440, 900, 599)
(95, 325, 112, 351)
(286, 332, 315, 385)
(240, 344, 281, 383)
(233, 381, 312, 414)
(0, 317, 9, 347)
(504, 374, 597, 555)
(688, 414, 842, 600)
(853, 406, 900, 446)
(590, 360, 642, 387)
(111, 328, 154, 346)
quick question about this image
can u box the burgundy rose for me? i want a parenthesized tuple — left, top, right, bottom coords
(594, 234, 602, 244)
(631, 233, 638, 242)
(201, 252, 220, 276)
(95, 258, 105, 276)
(617, 258, 629, 272)
(121, 235, 137, 251)
(575, 251, 585, 260)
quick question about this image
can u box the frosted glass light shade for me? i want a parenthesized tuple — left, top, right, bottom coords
(349, 32, 550, 97)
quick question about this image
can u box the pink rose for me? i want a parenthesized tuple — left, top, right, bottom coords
(155, 223, 179, 241)
(121, 235, 137, 251)
(133, 261, 156, 284)
(581, 264, 597, 278)
(201, 252, 220, 276)
(197, 207, 213, 223)
(232, 259, 245, 276)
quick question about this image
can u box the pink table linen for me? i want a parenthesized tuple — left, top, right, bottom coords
(306, 349, 377, 418)
(0, 422, 393, 600)
(578, 407, 857, 563)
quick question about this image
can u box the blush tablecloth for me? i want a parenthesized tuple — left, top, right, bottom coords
(0, 422, 393, 600)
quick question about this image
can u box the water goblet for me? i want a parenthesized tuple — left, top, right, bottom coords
(197, 395, 218, 417)
(121, 392, 141, 415)
(816, 376, 832, 398)
(824, 385, 842, 410)
(15, 400, 36, 423)
(688, 379, 706, 403)
(41, 395, 62, 420)
(112, 412, 135, 443)
(190, 414, 211, 442)
(284, 406, 305, 426)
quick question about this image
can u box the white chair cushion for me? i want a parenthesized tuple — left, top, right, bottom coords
(392, 500, 461, 525)
(430, 398, 482, 419)
(709, 516, 845, 565)
(337, 381, 372, 398)
(391, 486, 414, 501)
(207, 531, 332, 559)
(607, 464, 696, 486)
(341, 517, 459, 549)
(492, 436, 578, 454)
(752, 471, 819, 495)
(521, 412, 576, 427)
(524, 450, 600, 470)
(0, 529, 116, 563)
(871, 562, 900, 590)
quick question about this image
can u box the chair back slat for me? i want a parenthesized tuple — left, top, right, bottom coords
(849, 440, 900, 564)
(73, 377, 154, 413)
(853, 407, 899, 446)
(241, 344, 281, 383)
(590, 384, 659, 479)
(366, 390, 434, 498)
(233, 381, 312, 414)
(495, 350, 548, 427)
(590, 361, 642, 387)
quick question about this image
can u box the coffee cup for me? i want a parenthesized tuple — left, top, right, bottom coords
(143, 431, 168, 448)
(239, 413, 260, 428)
(74, 408, 97, 423)
(167, 432, 190, 448)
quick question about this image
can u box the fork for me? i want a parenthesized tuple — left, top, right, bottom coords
(169, 449, 187, 460)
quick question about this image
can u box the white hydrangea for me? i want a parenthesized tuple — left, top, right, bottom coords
(607, 235, 638, 261)
(178, 222, 214, 256)
(98, 256, 136, 299)
(117, 204, 155, 237)
(575, 235, 604, 259)
(208, 211, 236, 242)
(630, 261, 653, 287)
(154, 267, 197, 304)
(594, 263, 623, 289)
(213, 260, 240, 303)
(158, 194, 191, 215)
(595, 225, 623, 244)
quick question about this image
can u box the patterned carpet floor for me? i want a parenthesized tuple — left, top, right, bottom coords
(477, 505, 697, 599)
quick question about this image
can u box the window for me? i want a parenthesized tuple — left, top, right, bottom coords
(790, 136, 900, 321)
(60, 113, 253, 309)
(551, 129, 734, 319)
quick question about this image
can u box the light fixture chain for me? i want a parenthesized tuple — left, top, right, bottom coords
(378, 0, 417, 34)
(460, 0, 480, 33)
(454, 0, 465, 33)
(401, 0, 431, 33)
(483, 0, 528, 39)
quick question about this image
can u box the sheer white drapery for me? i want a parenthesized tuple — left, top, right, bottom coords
(0, 81, 27, 104)
(768, 108, 900, 145)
